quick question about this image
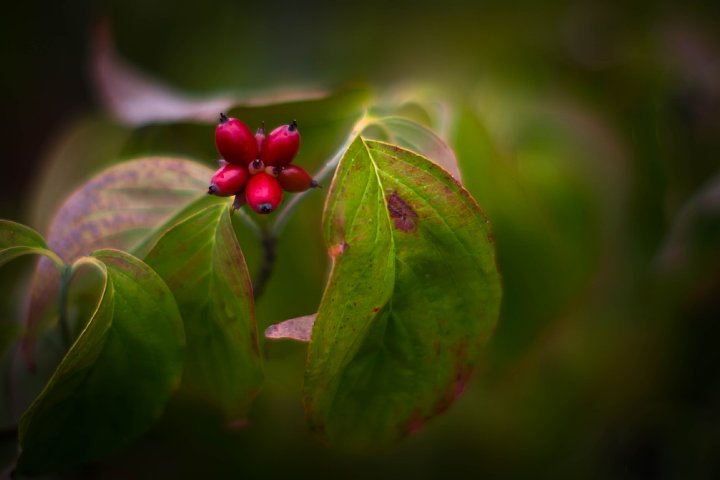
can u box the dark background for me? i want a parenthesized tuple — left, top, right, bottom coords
(2, 0, 720, 478)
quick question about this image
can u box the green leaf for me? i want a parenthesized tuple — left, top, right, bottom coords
(144, 204, 263, 420)
(0, 220, 62, 269)
(17, 249, 185, 475)
(25, 157, 212, 341)
(304, 138, 501, 450)
(131, 193, 226, 258)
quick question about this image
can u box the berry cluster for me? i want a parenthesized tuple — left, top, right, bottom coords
(208, 114, 317, 214)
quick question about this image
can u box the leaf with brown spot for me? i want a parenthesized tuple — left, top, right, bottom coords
(24, 157, 215, 345)
(304, 138, 501, 451)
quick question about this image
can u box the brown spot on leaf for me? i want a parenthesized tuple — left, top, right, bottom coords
(386, 191, 417, 232)
(372, 306, 380, 313)
(329, 240, 348, 258)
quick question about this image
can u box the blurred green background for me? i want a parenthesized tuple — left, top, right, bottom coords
(2, 0, 720, 478)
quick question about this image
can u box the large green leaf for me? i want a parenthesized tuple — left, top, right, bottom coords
(16, 249, 185, 475)
(304, 138, 501, 450)
(144, 204, 263, 420)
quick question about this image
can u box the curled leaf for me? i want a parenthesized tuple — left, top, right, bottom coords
(17, 250, 184, 475)
(0, 220, 62, 269)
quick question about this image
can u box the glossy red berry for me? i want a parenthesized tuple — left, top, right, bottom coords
(260, 120, 300, 166)
(215, 113, 257, 166)
(208, 163, 249, 197)
(245, 172, 283, 214)
(277, 165, 317, 192)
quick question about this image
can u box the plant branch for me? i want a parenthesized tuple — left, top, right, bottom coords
(251, 226, 277, 301)
(233, 204, 263, 239)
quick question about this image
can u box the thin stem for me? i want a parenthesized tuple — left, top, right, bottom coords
(233, 204, 263, 239)
(270, 112, 371, 237)
(251, 224, 277, 301)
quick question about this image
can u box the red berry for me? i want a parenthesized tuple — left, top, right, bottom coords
(245, 172, 283, 214)
(277, 165, 317, 192)
(215, 113, 257, 166)
(208, 163, 249, 197)
(255, 124, 265, 154)
(260, 120, 300, 166)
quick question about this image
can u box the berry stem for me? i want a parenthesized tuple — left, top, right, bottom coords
(252, 223, 277, 301)
(232, 205, 262, 239)
(226, 204, 272, 300)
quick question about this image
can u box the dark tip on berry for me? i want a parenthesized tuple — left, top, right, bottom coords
(252, 159, 262, 168)
(288, 119, 298, 131)
(208, 184, 218, 195)
(311, 180, 320, 188)
(257, 121, 265, 134)
(219, 112, 229, 124)
(259, 203, 273, 213)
